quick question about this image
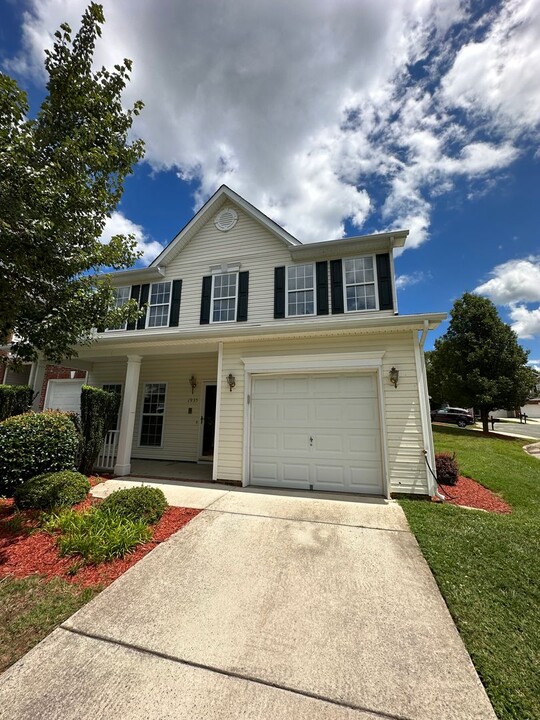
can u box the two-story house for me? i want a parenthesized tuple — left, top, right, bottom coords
(34, 185, 445, 497)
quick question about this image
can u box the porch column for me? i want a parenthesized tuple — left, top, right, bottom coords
(31, 360, 47, 411)
(114, 355, 142, 476)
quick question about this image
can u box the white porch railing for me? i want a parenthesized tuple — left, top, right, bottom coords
(96, 429, 119, 471)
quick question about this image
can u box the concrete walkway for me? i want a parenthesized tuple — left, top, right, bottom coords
(0, 485, 496, 720)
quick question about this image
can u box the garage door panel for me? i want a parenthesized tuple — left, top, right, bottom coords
(44, 380, 85, 414)
(250, 373, 383, 495)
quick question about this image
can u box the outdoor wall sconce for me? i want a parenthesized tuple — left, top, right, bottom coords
(189, 375, 197, 394)
(389, 367, 399, 388)
(226, 373, 236, 392)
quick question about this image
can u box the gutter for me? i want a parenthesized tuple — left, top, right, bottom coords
(417, 319, 445, 501)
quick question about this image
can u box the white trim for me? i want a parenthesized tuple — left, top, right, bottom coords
(389, 252, 399, 314)
(413, 328, 436, 495)
(138, 381, 168, 449)
(198, 380, 217, 459)
(210, 271, 238, 324)
(241, 351, 385, 374)
(145, 281, 172, 329)
(285, 263, 316, 318)
(242, 362, 389, 497)
(212, 342, 224, 481)
(342, 255, 379, 314)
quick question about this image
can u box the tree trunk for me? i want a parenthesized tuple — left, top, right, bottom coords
(481, 408, 489, 434)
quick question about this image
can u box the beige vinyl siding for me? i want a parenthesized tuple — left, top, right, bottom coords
(216, 331, 429, 495)
(88, 355, 217, 462)
(160, 203, 394, 332)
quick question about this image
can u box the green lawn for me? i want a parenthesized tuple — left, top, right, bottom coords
(400, 426, 540, 720)
(0, 576, 99, 673)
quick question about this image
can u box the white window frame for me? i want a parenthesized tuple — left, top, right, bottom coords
(342, 255, 379, 313)
(138, 382, 167, 448)
(285, 263, 316, 318)
(106, 286, 131, 331)
(210, 271, 238, 324)
(146, 281, 172, 329)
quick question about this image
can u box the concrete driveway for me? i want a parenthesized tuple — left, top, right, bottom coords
(0, 485, 496, 720)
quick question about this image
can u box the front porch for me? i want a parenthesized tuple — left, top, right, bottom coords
(127, 458, 213, 483)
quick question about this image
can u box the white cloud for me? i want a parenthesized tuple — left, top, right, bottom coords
(509, 305, 540, 340)
(475, 258, 540, 304)
(101, 212, 163, 265)
(5, 0, 540, 246)
(395, 271, 429, 289)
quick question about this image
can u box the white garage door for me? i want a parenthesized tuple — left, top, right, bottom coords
(44, 379, 85, 414)
(250, 373, 383, 495)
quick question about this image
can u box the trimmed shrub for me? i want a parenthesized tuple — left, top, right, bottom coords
(79, 386, 120, 475)
(14, 471, 90, 510)
(0, 411, 80, 495)
(435, 452, 459, 486)
(100, 486, 168, 524)
(0, 385, 33, 421)
(42, 507, 151, 564)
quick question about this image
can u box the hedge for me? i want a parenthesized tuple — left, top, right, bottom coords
(0, 385, 33, 422)
(0, 411, 80, 495)
(14, 471, 90, 510)
(79, 386, 120, 475)
(100, 486, 168, 524)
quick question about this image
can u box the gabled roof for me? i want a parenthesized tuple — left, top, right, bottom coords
(150, 185, 301, 268)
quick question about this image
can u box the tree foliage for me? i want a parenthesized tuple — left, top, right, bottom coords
(427, 293, 537, 432)
(0, 3, 144, 363)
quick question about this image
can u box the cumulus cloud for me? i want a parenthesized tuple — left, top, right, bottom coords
(5, 0, 540, 246)
(395, 271, 430, 290)
(508, 305, 540, 340)
(475, 258, 540, 304)
(475, 257, 540, 339)
(101, 212, 163, 265)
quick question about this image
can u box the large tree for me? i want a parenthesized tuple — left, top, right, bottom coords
(429, 293, 537, 432)
(0, 3, 144, 364)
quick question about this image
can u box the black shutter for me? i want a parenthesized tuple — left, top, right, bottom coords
(237, 271, 249, 322)
(200, 276, 212, 324)
(169, 280, 182, 327)
(137, 284, 150, 329)
(126, 285, 140, 330)
(330, 260, 344, 314)
(376, 253, 394, 311)
(316, 261, 329, 315)
(274, 266, 286, 319)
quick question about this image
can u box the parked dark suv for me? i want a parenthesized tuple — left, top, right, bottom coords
(430, 407, 475, 428)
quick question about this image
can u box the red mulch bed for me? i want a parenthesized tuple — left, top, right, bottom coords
(0, 497, 199, 588)
(436, 475, 511, 514)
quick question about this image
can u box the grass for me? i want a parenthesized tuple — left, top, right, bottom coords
(400, 426, 540, 720)
(0, 576, 99, 673)
(43, 507, 152, 564)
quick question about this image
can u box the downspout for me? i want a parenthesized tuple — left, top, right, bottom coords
(418, 320, 445, 501)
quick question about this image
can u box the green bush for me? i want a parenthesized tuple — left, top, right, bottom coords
(100, 486, 167, 524)
(0, 411, 80, 495)
(0, 385, 33, 421)
(14, 471, 90, 510)
(79, 386, 120, 475)
(43, 507, 151, 564)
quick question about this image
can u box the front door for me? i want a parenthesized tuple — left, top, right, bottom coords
(201, 384, 217, 457)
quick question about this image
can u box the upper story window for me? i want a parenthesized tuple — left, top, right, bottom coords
(107, 286, 131, 331)
(212, 272, 238, 323)
(147, 281, 172, 328)
(287, 264, 315, 316)
(343, 257, 377, 312)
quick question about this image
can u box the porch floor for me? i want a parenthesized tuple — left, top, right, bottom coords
(127, 459, 213, 483)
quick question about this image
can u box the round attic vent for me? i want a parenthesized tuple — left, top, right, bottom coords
(214, 207, 238, 232)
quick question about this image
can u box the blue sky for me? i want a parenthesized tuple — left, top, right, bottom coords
(1, 0, 539, 362)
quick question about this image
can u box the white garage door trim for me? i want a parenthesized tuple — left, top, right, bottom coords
(44, 378, 86, 414)
(241, 353, 389, 498)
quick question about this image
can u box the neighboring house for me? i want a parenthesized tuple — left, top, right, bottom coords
(0, 360, 86, 412)
(32, 185, 445, 496)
